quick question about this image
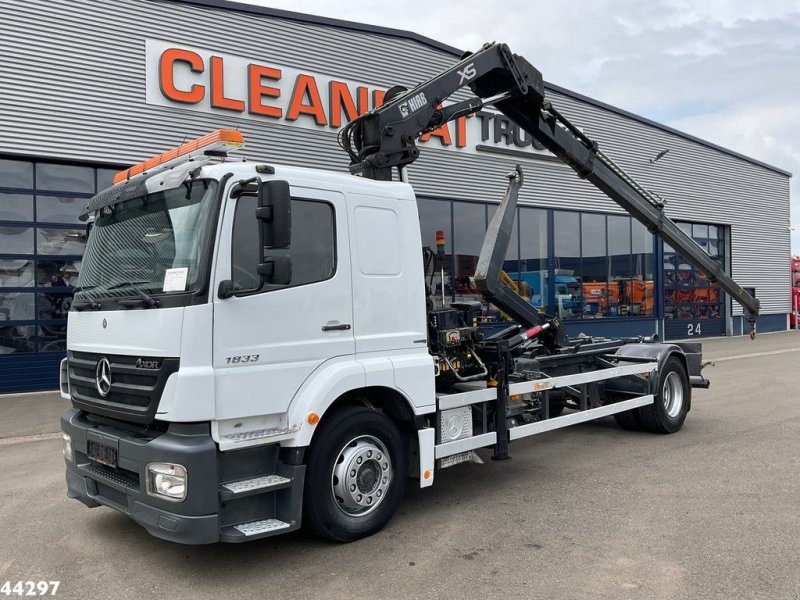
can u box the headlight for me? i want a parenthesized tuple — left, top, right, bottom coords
(146, 463, 187, 502)
(61, 433, 73, 463)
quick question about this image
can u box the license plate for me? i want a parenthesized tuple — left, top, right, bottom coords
(87, 440, 118, 468)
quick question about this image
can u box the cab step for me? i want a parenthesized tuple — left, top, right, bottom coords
(235, 518, 292, 536)
(220, 518, 294, 542)
(219, 474, 291, 500)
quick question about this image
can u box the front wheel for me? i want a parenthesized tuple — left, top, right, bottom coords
(636, 356, 690, 433)
(303, 406, 408, 542)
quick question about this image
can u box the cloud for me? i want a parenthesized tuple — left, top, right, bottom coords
(234, 0, 799, 252)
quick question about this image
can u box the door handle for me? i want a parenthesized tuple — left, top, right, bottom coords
(322, 323, 352, 331)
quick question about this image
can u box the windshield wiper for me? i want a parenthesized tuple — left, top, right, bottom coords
(72, 298, 102, 311)
(108, 281, 161, 309)
(107, 280, 152, 290)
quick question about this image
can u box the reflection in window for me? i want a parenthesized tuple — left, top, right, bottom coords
(36, 227, 86, 255)
(0, 160, 125, 372)
(96, 169, 119, 192)
(38, 324, 67, 353)
(36, 163, 94, 193)
(0, 159, 34, 189)
(417, 199, 452, 307)
(608, 216, 631, 317)
(664, 222, 724, 321)
(453, 203, 486, 301)
(38, 292, 72, 320)
(36, 259, 80, 287)
(516, 208, 547, 309)
(0, 193, 33, 221)
(581, 213, 607, 318)
(414, 201, 660, 323)
(36, 196, 87, 224)
(0, 292, 35, 321)
(631, 220, 655, 316)
(0, 324, 35, 353)
(479, 204, 520, 324)
(553, 211, 582, 320)
(0, 259, 35, 287)
(0, 225, 34, 254)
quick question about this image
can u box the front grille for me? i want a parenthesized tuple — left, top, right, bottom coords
(68, 351, 179, 425)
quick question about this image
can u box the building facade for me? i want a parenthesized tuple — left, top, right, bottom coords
(0, 0, 792, 392)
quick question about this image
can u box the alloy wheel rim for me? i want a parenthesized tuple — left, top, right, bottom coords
(331, 435, 392, 517)
(663, 371, 684, 418)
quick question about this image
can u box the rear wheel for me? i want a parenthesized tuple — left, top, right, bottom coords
(303, 406, 407, 542)
(636, 356, 689, 433)
(613, 407, 643, 431)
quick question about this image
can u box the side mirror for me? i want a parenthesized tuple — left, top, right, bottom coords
(256, 180, 292, 285)
(256, 180, 291, 249)
(258, 256, 292, 286)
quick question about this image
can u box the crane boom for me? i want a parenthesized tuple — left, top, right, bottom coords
(340, 42, 760, 338)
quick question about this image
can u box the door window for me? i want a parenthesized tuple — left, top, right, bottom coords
(231, 195, 336, 293)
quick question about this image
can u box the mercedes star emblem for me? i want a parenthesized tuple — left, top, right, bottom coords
(95, 357, 112, 397)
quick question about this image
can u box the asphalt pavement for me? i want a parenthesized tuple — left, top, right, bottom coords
(1, 331, 799, 599)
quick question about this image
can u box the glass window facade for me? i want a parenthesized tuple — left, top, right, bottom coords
(417, 197, 657, 324)
(0, 157, 122, 360)
(418, 198, 452, 307)
(663, 222, 726, 322)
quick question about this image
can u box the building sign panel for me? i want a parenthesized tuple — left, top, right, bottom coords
(145, 39, 551, 159)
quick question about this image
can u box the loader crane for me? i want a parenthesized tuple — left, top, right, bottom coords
(340, 42, 760, 338)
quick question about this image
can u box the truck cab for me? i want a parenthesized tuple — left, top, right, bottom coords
(61, 137, 435, 543)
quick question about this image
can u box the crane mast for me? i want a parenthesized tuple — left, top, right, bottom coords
(339, 42, 760, 338)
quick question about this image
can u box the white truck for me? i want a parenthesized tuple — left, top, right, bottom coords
(60, 43, 759, 544)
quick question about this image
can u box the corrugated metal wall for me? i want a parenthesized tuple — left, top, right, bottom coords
(0, 0, 791, 314)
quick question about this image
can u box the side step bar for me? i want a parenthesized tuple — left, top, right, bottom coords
(431, 394, 655, 457)
(509, 394, 654, 440)
(219, 474, 292, 501)
(225, 518, 292, 539)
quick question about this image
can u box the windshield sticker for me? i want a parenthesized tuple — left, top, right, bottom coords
(163, 267, 189, 292)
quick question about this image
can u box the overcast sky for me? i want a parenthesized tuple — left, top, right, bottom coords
(235, 0, 799, 253)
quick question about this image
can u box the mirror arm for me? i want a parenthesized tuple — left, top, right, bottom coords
(255, 206, 273, 221)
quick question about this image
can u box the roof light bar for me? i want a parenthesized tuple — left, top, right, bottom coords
(113, 129, 245, 185)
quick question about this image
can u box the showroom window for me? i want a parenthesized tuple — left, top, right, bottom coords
(500, 207, 544, 319)
(0, 156, 120, 355)
(418, 198, 655, 323)
(663, 222, 725, 323)
(418, 198, 453, 308)
(551, 211, 655, 320)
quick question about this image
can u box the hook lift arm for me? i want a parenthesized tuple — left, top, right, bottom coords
(340, 42, 760, 339)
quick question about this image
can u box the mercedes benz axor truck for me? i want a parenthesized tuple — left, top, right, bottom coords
(60, 43, 759, 545)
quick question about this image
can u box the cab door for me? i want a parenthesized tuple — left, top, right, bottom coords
(212, 181, 354, 420)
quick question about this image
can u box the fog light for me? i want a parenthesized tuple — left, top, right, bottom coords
(61, 433, 73, 463)
(146, 463, 187, 502)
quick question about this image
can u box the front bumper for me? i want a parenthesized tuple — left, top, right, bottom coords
(61, 409, 304, 544)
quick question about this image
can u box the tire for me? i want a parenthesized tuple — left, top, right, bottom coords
(548, 396, 566, 418)
(636, 356, 690, 434)
(303, 406, 408, 542)
(613, 407, 643, 431)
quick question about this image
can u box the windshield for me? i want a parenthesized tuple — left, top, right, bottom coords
(76, 180, 218, 299)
